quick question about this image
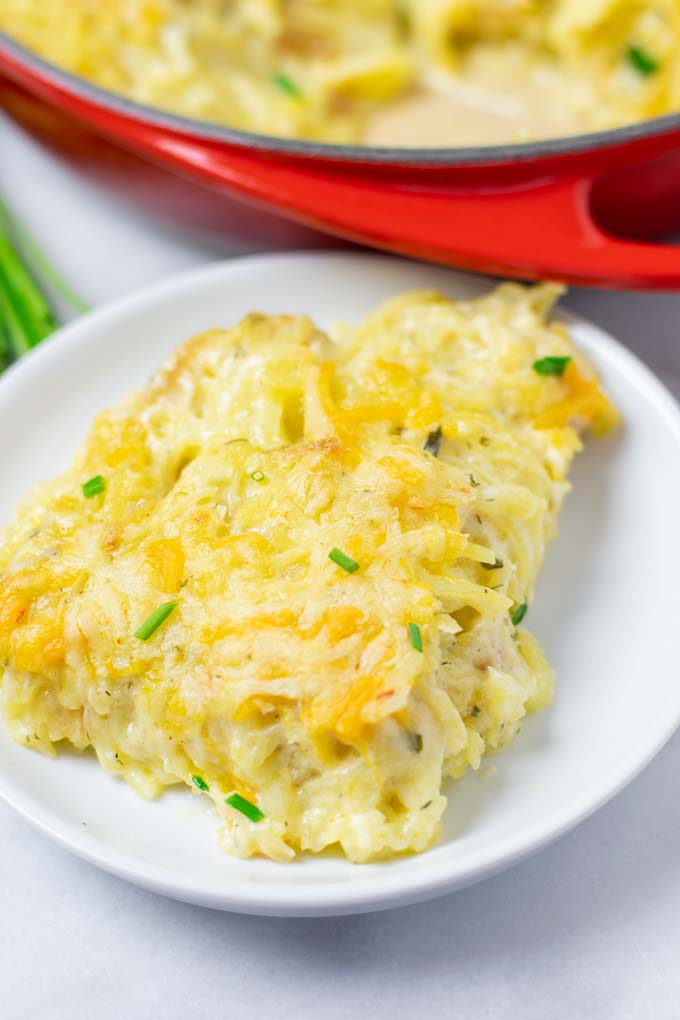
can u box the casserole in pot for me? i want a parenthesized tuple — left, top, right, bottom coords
(2, 2, 680, 286)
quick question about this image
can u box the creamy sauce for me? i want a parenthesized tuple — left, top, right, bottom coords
(366, 58, 588, 147)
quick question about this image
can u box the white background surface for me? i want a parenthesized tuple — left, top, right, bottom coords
(1, 110, 680, 1019)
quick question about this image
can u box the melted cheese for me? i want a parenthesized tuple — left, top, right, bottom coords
(0, 284, 618, 861)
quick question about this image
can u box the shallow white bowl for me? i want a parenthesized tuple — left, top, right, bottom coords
(0, 253, 679, 916)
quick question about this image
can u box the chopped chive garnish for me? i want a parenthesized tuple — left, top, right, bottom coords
(482, 557, 503, 570)
(511, 602, 528, 626)
(192, 775, 209, 792)
(408, 621, 423, 652)
(135, 601, 177, 640)
(226, 792, 264, 823)
(250, 470, 265, 482)
(329, 547, 359, 573)
(469, 473, 480, 487)
(533, 356, 571, 376)
(423, 426, 443, 458)
(627, 45, 659, 76)
(272, 72, 302, 98)
(82, 474, 105, 498)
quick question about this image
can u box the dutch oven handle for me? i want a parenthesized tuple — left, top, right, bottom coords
(3, 32, 680, 289)
(145, 133, 680, 289)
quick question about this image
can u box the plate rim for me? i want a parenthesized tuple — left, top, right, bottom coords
(1, 251, 679, 917)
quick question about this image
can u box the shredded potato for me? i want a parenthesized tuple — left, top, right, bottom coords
(1, 1, 679, 143)
(0, 284, 618, 861)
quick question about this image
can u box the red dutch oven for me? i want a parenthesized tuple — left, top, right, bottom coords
(3, 31, 680, 288)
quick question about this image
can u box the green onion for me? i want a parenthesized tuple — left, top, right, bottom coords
(82, 474, 105, 498)
(533, 356, 571, 376)
(192, 775, 209, 792)
(226, 792, 264, 823)
(408, 621, 423, 652)
(329, 547, 359, 573)
(627, 45, 659, 76)
(423, 426, 443, 457)
(511, 602, 528, 627)
(272, 72, 302, 98)
(134, 601, 178, 640)
(469, 473, 480, 487)
(250, 470, 265, 482)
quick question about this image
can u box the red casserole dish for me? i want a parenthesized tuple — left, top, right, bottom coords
(3, 32, 680, 288)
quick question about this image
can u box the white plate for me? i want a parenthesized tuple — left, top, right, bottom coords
(1, 253, 679, 917)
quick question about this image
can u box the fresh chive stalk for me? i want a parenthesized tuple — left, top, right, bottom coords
(0, 199, 87, 367)
(0, 315, 9, 372)
(0, 231, 55, 354)
(192, 775, 209, 792)
(0, 199, 89, 314)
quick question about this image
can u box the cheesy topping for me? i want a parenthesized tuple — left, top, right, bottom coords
(0, 285, 618, 862)
(1, 1, 679, 144)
